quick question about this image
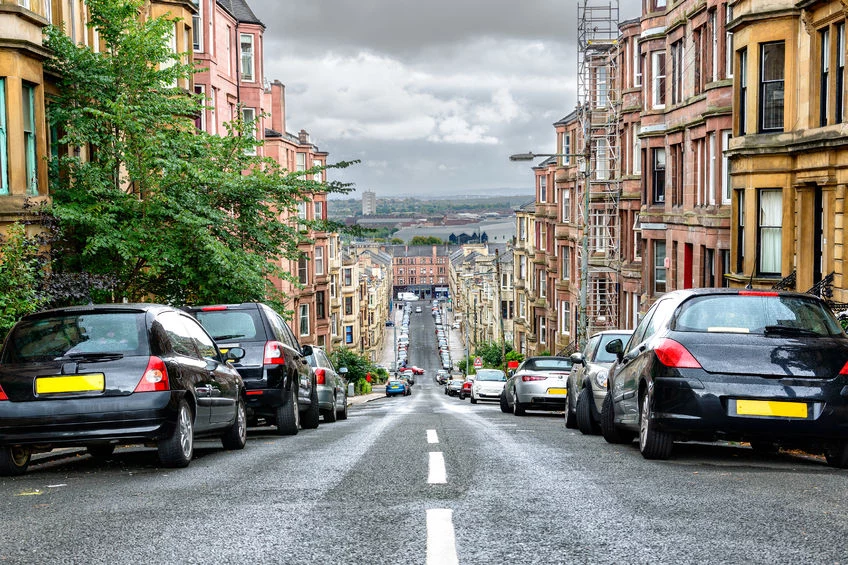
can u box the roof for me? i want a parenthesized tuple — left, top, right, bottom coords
(516, 200, 536, 213)
(216, 0, 264, 26)
(554, 108, 580, 126)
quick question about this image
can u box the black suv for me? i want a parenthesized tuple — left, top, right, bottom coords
(187, 303, 319, 434)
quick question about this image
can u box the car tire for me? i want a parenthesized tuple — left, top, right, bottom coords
(577, 387, 601, 435)
(301, 385, 321, 430)
(337, 397, 349, 420)
(565, 387, 578, 429)
(324, 395, 338, 423)
(86, 444, 116, 459)
(500, 390, 510, 413)
(276, 387, 300, 436)
(824, 442, 848, 468)
(221, 396, 247, 450)
(0, 446, 31, 476)
(470, 391, 478, 404)
(513, 393, 526, 416)
(600, 393, 635, 444)
(639, 393, 673, 460)
(158, 399, 194, 468)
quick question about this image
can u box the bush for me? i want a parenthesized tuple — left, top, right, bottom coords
(0, 223, 48, 341)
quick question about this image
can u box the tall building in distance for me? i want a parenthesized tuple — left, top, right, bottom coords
(362, 190, 377, 215)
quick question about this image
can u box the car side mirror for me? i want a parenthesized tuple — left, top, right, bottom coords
(508, 370, 515, 377)
(605, 339, 624, 361)
(339, 367, 348, 375)
(301, 344, 313, 357)
(570, 352, 585, 365)
(225, 347, 245, 362)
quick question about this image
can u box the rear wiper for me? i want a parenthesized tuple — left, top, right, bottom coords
(763, 325, 820, 337)
(63, 352, 125, 361)
(212, 334, 245, 341)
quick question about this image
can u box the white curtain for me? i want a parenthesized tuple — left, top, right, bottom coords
(759, 189, 782, 273)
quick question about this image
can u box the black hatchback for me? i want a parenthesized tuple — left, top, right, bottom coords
(601, 289, 848, 466)
(0, 304, 247, 476)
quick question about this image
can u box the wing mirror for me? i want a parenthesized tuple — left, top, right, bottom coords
(301, 344, 313, 356)
(570, 352, 585, 365)
(605, 339, 624, 362)
(225, 347, 245, 362)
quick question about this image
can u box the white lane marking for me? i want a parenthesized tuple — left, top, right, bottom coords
(428, 452, 447, 484)
(426, 508, 459, 565)
(427, 429, 439, 444)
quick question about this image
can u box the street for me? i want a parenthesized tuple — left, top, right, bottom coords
(1, 304, 847, 564)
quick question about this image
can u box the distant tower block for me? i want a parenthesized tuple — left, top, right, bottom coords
(362, 191, 377, 215)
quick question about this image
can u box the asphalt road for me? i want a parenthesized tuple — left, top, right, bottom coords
(2, 302, 847, 564)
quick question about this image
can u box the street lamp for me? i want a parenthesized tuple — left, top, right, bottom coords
(510, 150, 590, 350)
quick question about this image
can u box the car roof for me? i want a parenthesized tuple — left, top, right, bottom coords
(20, 303, 169, 320)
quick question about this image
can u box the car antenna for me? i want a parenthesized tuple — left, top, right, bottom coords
(745, 271, 754, 290)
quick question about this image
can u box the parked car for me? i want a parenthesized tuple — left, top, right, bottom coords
(470, 369, 507, 404)
(435, 370, 450, 384)
(0, 304, 248, 475)
(566, 330, 634, 434)
(601, 288, 848, 466)
(386, 379, 409, 397)
(304, 346, 348, 423)
(445, 379, 464, 396)
(501, 356, 573, 415)
(187, 303, 319, 435)
(459, 380, 473, 400)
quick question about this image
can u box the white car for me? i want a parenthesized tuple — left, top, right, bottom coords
(470, 369, 507, 404)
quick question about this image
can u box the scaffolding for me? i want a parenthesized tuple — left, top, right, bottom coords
(577, 0, 621, 344)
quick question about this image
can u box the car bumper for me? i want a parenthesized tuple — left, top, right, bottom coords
(0, 391, 181, 447)
(516, 390, 569, 410)
(650, 373, 848, 442)
(244, 387, 286, 416)
(316, 385, 336, 411)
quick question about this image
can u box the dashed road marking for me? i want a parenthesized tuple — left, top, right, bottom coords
(427, 429, 439, 444)
(426, 508, 459, 565)
(428, 451, 447, 484)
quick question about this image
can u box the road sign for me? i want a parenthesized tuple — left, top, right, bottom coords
(474, 357, 483, 369)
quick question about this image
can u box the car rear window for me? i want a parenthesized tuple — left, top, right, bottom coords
(2, 312, 148, 363)
(194, 309, 265, 342)
(524, 359, 572, 371)
(674, 294, 843, 336)
(476, 370, 506, 381)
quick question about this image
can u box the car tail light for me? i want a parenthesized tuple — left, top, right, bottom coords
(201, 305, 228, 311)
(246, 390, 263, 396)
(522, 374, 548, 382)
(0, 384, 7, 401)
(264, 341, 287, 365)
(655, 338, 702, 369)
(738, 290, 778, 297)
(315, 368, 326, 385)
(134, 356, 170, 392)
(839, 362, 848, 376)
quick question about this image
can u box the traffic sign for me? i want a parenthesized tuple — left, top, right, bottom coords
(474, 357, 483, 369)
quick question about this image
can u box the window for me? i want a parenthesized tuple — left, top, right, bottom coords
(560, 300, 570, 335)
(344, 325, 353, 344)
(240, 34, 254, 82)
(330, 314, 338, 336)
(654, 240, 667, 294)
(711, 10, 718, 82)
(194, 85, 206, 131)
(539, 316, 546, 345)
(299, 304, 310, 336)
(821, 29, 830, 127)
(652, 51, 667, 109)
(298, 201, 308, 221)
(634, 38, 642, 86)
(736, 189, 745, 272)
(595, 65, 608, 108)
(343, 268, 352, 286)
(316, 291, 326, 319)
(344, 296, 353, 316)
(562, 246, 571, 280)
(758, 189, 782, 275)
(329, 276, 337, 299)
(563, 133, 571, 165)
(315, 246, 324, 275)
(313, 160, 324, 182)
(725, 6, 734, 78)
(296, 153, 306, 172)
(519, 294, 526, 319)
(595, 140, 608, 180)
(0, 79, 7, 195)
(562, 189, 571, 222)
(519, 255, 527, 280)
(759, 42, 785, 132)
(329, 237, 337, 259)
(519, 217, 526, 241)
(18, 0, 30, 8)
(242, 107, 256, 154)
(539, 175, 547, 202)
(298, 255, 308, 285)
(314, 200, 324, 220)
(652, 148, 666, 203)
(837, 23, 845, 124)
(671, 40, 684, 104)
(708, 132, 716, 205)
(192, 0, 202, 51)
(23, 83, 37, 195)
(538, 270, 546, 298)
(739, 48, 747, 135)
(721, 130, 732, 204)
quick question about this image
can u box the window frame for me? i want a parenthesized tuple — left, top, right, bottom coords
(0, 78, 7, 195)
(299, 304, 310, 337)
(652, 147, 666, 204)
(759, 41, 785, 133)
(653, 240, 667, 295)
(22, 82, 37, 195)
(757, 188, 782, 276)
(652, 51, 667, 109)
(240, 33, 254, 82)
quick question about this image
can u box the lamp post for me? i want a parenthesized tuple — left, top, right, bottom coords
(510, 150, 590, 350)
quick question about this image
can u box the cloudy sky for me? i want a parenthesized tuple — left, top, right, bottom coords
(248, 1, 640, 199)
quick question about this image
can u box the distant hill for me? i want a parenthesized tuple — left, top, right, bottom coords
(328, 194, 535, 220)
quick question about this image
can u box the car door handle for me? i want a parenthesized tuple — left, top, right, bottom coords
(196, 385, 212, 395)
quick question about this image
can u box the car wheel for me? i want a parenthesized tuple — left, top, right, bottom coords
(276, 387, 300, 436)
(324, 395, 338, 423)
(499, 390, 510, 413)
(337, 396, 349, 420)
(158, 399, 194, 468)
(824, 441, 848, 468)
(600, 393, 635, 444)
(221, 396, 247, 450)
(301, 385, 320, 430)
(577, 387, 601, 435)
(86, 444, 116, 459)
(639, 393, 673, 460)
(0, 446, 31, 476)
(470, 390, 478, 404)
(565, 387, 578, 429)
(513, 393, 526, 416)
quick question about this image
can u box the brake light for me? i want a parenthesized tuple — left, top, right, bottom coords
(839, 361, 848, 375)
(655, 338, 702, 369)
(738, 290, 779, 297)
(0, 384, 7, 401)
(264, 341, 287, 365)
(201, 305, 228, 311)
(315, 368, 326, 385)
(135, 356, 170, 392)
(522, 375, 548, 382)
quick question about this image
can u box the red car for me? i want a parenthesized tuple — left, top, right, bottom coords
(459, 380, 473, 400)
(409, 366, 425, 375)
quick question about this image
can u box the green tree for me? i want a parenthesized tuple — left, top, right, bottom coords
(0, 223, 48, 341)
(409, 236, 444, 245)
(329, 347, 383, 394)
(43, 0, 352, 309)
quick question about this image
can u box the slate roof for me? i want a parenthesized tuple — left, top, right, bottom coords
(217, 0, 264, 26)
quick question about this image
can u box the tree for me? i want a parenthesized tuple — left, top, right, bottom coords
(43, 0, 352, 309)
(0, 223, 48, 341)
(329, 347, 383, 394)
(409, 236, 444, 245)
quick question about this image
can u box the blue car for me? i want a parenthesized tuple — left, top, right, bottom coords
(385, 379, 409, 397)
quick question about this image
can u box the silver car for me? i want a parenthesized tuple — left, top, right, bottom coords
(565, 330, 633, 434)
(470, 369, 507, 404)
(304, 346, 349, 422)
(501, 357, 573, 415)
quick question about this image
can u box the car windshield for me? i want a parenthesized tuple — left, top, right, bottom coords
(194, 309, 263, 341)
(673, 294, 843, 336)
(2, 312, 148, 363)
(522, 359, 572, 371)
(475, 369, 506, 381)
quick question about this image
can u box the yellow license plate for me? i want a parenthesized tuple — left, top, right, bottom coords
(547, 388, 568, 395)
(36, 374, 105, 395)
(735, 399, 807, 418)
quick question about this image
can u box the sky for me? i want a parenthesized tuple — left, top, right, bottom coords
(247, 1, 641, 199)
